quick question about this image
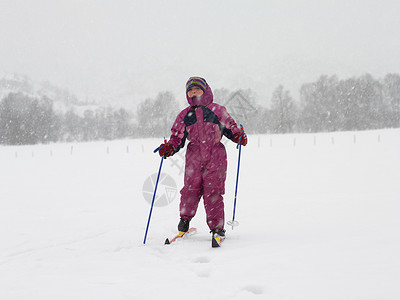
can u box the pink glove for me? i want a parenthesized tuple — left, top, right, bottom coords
(158, 143, 174, 158)
(234, 132, 248, 146)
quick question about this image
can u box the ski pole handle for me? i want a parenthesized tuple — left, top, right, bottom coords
(236, 125, 244, 149)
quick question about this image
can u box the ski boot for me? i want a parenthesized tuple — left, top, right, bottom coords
(211, 229, 226, 248)
(178, 218, 191, 233)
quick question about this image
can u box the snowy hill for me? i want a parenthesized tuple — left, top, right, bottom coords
(0, 129, 399, 299)
(0, 72, 98, 114)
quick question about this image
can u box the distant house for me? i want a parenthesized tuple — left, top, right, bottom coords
(224, 91, 256, 123)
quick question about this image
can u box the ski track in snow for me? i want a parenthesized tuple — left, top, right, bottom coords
(0, 129, 399, 300)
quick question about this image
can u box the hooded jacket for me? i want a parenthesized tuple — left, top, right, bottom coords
(168, 79, 241, 159)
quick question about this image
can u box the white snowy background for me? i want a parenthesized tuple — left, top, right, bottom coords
(1, 129, 399, 299)
(1, 1, 400, 299)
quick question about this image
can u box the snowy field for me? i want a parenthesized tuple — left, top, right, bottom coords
(0, 129, 399, 300)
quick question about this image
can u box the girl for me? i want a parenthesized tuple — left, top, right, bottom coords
(158, 77, 247, 246)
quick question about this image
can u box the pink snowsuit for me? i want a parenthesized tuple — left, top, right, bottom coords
(168, 81, 241, 231)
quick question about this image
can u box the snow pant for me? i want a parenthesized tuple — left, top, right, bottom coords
(179, 142, 227, 231)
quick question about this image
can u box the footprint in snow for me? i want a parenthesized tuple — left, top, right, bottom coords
(241, 284, 264, 295)
(192, 256, 212, 277)
(192, 256, 211, 264)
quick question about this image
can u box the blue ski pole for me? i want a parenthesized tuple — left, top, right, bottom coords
(227, 125, 244, 229)
(143, 139, 167, 244)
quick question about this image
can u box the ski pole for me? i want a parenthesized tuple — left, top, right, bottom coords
(143, 139, 167, 244)
(228, 125, 244, 229)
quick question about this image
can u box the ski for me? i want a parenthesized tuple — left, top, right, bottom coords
(165, 227, 197, 245)
(212, 233, 225, 248)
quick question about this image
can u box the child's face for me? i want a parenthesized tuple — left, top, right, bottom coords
(187, 86, 204, 98)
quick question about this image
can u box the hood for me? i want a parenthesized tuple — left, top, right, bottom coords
(186, 77, 214, 107)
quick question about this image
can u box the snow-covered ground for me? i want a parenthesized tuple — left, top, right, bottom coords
(0, 129, 399, 300)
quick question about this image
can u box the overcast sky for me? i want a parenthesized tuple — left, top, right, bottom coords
(1, 0, 400, 108)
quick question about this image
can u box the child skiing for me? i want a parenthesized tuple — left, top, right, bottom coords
(158, 77, 247, 246)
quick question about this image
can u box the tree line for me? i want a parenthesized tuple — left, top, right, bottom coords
(261, 73, 400, 133)
(0, 93, 133, 145)
(0, 73, 399, 145)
